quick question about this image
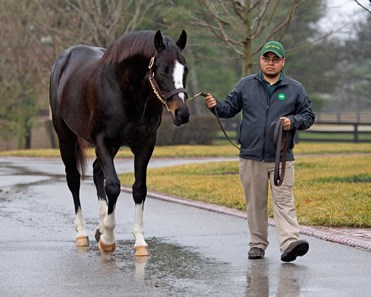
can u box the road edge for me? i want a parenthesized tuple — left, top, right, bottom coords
(121, 186, 371, 252)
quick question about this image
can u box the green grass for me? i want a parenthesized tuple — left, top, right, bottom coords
(118, 152, 371, 228)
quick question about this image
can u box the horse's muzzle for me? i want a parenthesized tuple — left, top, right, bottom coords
(173, 108, 190, 126)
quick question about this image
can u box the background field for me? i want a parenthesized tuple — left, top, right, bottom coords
(117, 143, 371, 228)
(119, 154, 371, 228)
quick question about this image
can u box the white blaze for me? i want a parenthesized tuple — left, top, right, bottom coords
(173, 60, 185, 101)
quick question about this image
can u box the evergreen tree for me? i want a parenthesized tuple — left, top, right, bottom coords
(334, 14, 371, 112)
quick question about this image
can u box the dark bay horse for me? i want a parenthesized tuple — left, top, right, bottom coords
(49, 30, 189, 255)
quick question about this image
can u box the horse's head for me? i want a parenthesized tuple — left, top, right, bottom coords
(149, 30, 190, 126)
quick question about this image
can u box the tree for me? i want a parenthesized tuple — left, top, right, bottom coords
(0, 0, 41, 148)
(32, 0, 165, 47)
(191, 0, 305, 75)
(0, 0, 166, 149)
(159, 0, 333, 113)
(279, 0, 338, 111)
(334, 14, 371, 112)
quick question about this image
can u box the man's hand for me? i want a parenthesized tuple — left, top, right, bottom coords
(205, 93, 217, 109)
(280, 117, 291, 130)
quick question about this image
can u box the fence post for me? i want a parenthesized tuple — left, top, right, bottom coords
(354, 123, 359, 143)
(295, 132, 300, 144)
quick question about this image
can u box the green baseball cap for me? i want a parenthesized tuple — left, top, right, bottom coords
(261, 41, 285, 58)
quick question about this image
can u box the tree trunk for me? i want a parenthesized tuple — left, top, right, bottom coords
(24, 129, 31, 149)
(188, 51, 201, 115)
(243, 0, 252, 76)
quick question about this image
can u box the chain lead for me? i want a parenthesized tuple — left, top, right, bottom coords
(187, 92, 208, 101)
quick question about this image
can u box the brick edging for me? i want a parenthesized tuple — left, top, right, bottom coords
(121, 186, 371, 252)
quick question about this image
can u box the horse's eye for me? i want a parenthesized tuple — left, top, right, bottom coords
(157, 66, 168, 77)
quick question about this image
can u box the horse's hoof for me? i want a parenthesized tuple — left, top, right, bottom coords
(75, 236, 89, 247)
(134, 246, 150, 256)
(98, 240, 116, 253)
(94, 229, 102, 242)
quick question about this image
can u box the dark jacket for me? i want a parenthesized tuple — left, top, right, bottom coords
(215, 71, 315, 161)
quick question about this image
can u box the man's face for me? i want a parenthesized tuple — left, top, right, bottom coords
(260, 52, 285, 78)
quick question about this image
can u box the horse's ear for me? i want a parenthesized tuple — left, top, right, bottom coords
(154, 30, 165, 52)
(176, 30, 187, 50)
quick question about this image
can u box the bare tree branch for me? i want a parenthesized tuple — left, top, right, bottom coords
(353, 0, 371, 14)
(192, 0, 306, 73)
(249, 0, 272, 39)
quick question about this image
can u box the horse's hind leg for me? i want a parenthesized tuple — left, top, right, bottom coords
(58, 130, 89, 246)
(95, 139, 120, 253)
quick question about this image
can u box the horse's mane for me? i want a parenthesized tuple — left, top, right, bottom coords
(99, 30, 175, 65)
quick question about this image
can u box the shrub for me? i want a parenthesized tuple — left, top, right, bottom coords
(156, 114, 219, 145)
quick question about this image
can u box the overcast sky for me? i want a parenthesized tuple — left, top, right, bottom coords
(320, 0, 370, 39)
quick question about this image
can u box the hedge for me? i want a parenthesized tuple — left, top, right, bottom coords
(156, 114, 220, 145)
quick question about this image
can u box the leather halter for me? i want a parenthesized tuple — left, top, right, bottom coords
(147, 57, 187, 112)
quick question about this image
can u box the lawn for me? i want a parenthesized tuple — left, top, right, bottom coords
(119, 155, 371, 228)
(117, 143, 371, 228)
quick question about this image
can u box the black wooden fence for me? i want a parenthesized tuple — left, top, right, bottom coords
(217, 112, 371, 144)
(296, 122, 371, 143)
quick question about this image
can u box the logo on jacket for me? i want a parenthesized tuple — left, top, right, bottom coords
(278, 93, 286, 101)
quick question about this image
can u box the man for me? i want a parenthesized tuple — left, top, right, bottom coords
(205, 41, 315, 262)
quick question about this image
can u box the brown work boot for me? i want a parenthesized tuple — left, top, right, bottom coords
(248, 247, 265, 259)
(281, 240, 309, 262)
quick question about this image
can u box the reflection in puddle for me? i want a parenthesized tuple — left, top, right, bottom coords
(133, 255, 149, 281)
(246, 260, 308, 297)
(73, 237, 239, 296)
(247, 260, 269, 297)
(75, 245, 90, 254)
(277, 264, 307, 297)
(116, 238, 233, 294)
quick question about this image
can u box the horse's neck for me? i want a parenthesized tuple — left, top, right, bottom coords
(119, 54, 150, 75)
(103, 58, 163, 118)
(114, 57, 151, 93)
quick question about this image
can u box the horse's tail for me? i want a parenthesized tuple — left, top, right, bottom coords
(76, 138, 87, 179)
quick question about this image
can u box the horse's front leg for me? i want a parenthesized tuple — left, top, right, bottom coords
(95, 137, 120, 253)
(92, 158, 108, 243)
(131, 141, 155, 256)
(133, 202, 148, 256)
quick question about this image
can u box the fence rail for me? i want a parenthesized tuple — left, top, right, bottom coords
(216, 117, 371, 144)
(315, 111, 371, 124)
(296, 122, 371, 143)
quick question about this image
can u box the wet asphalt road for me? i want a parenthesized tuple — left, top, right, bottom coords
(0, 157, 370, 297)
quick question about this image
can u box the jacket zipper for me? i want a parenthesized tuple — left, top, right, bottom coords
(262, 90, 270, 162)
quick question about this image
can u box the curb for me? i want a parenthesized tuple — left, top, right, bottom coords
(121, 186, 371, 252)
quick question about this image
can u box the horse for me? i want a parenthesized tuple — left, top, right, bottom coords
(49, 30, 190, 255)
